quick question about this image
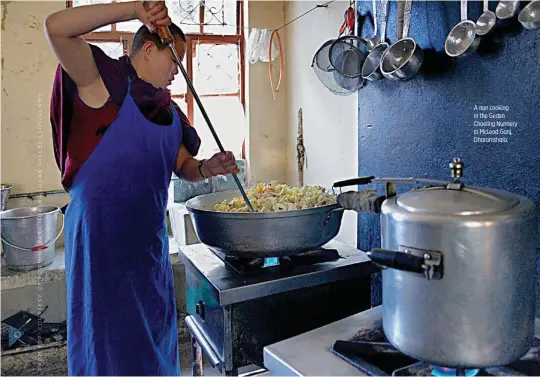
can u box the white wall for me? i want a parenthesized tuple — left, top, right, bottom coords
(284, 0, 359, 247)
(1, 1, 68, 211)
(244, 0, 289, 185)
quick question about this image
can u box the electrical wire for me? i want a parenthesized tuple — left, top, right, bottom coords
(175, 0, 337, 32)
(272, 0, 336, 32)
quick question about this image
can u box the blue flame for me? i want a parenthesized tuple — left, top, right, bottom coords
(432, 366, 480, 377)
(263, 257, 280, 268)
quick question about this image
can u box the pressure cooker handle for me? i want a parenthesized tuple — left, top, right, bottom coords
(333, 176, 375, 188)
(367, 248, 425, 273)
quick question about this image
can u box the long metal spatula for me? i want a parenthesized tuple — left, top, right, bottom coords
(143, 2, 255, 212)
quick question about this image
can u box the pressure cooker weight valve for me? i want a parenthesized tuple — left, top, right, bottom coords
(449, 157, 464, 182)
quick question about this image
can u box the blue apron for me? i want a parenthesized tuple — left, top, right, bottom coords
(64, 78, 182, 376)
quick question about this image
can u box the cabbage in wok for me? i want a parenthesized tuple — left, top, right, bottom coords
(213, 181, 336, 212)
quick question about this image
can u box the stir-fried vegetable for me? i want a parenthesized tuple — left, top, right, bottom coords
(214, 181, 336, 212)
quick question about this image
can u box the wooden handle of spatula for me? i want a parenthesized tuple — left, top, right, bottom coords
(142, 1, 174, 46)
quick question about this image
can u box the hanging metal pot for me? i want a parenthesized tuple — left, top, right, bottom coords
(333, 158, 537, 368)
(380, 0, 423, 80)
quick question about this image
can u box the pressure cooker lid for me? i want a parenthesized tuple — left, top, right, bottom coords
(396, 186, 520, 215)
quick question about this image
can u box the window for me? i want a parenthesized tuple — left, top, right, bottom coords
(68, 0, 246, 159)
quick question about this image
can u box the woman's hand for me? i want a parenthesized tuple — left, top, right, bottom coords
(135, 1, 171, 32)
(203, 152, 240, 177)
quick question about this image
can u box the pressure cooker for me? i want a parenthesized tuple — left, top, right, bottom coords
(333, 158, 538, 368)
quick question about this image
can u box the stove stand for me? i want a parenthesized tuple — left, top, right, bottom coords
(262, 306, 540, 377)
(179, 240, 377, 376)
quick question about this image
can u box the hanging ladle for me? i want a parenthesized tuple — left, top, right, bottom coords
(476, 0, 497, 35)
(445, 0, 481, 58)
(362, 0, 389, 81)
(496, 0, 520, 19)
(518, 0, 540, 30)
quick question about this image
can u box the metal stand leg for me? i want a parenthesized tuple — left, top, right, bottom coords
(191, 336, 203, 376)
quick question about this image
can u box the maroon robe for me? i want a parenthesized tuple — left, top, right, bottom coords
(50, 43, 200, 194)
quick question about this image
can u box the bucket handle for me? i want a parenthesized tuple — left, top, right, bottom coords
(1, 212, 64, 252)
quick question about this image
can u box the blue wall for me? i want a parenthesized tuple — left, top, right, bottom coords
(354, 1, 540, 313)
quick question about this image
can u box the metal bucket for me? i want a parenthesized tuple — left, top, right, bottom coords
(0, 206, 64, 271)
(1, 184, 11, 211)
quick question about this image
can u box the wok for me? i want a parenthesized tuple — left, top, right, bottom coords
(185, 189, 344, 257)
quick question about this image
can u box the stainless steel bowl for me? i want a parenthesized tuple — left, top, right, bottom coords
(445, 20, 481, 57)
(362, 42, 389, 81)
(518, 0, 540, 29)
(380, 38, 423, 80)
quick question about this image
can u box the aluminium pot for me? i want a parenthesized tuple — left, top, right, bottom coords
(185, 189, 345, 258)
(334, 159, 538, 368)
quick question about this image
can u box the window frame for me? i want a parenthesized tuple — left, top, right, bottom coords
(66, 0, 246, 125)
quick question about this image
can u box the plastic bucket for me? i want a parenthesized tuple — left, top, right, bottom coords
(0, 206, 64, 271)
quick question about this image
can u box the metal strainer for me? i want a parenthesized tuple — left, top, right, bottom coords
(312, 5, 367, 95)
(329, 36, 368, 79)
(312, 39, 362, 96)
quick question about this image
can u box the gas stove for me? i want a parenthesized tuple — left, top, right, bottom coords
(178, 240, 378, 376)
(263, 306, 540, 376)
(331, 327, 540, 376)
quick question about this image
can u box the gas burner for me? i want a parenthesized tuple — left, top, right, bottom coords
(331, 329, 540, 376)
(392, 363, 482, 376)
(431, 366, 480, 377)
(210, 248, 341, 275)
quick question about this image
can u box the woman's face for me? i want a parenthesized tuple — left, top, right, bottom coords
(145, 35, 186, 89)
